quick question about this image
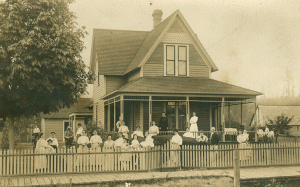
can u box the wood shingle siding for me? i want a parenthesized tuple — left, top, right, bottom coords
(105, 76, 127, 94)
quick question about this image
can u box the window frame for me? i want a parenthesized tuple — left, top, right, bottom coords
(164, 44, 189, 76)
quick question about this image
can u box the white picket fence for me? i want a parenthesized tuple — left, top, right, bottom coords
(1, 142, 300, 176)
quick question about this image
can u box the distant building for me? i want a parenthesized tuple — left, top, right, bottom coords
(257, 105, 300, 136)
(40, 85, 93, 142)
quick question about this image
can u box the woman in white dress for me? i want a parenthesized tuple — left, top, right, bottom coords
(131, 134, 140, 148)
(237, 130, 250, 161)
(183, 127, 194, 138)
(90, 130, 102, 169)
(103, 134, 115, 171)
(170, 129, 182, 167)
(140, 132, 154, 148)
(149, 121, 159, 136)
(35, 133, 49, 172)
(189, 112, 198, 135)
(77, 130, 90, 167)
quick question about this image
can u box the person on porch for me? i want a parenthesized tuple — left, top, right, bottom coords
(189, 112, 198, 134)
(118, 121, 129, 138)
(116, 116, 123, 130)
(140, 131, 154, 148)
(131, 126, 144, 138)
(103, 134, 115, 149)
(149, 121, 159, 136)
(46, 132, 59, 150)
(90, 130, 102, 149)
(114, 132, 124, 148)
(183, 127, 193, 138)
(131, 134, 140, 148)
(196, 130, 208, 144)
(159, 112, 168, 131)
(64, 126, 73, 149)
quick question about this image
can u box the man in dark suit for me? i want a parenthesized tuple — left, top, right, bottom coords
(159, 112, 168, 131)
(210, 127, 219, 145)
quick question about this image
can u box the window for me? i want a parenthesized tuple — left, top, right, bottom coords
(164, 44, 189, 76)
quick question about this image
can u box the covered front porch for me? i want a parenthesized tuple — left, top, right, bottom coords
(103, 94, 256, 141)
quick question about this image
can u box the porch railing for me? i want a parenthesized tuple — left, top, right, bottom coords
(1, 142, 299, 176)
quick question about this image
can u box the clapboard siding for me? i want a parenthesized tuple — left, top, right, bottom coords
(189, 45, 206, 66)
(189, 65, 209, 77)
(190, 102, 210, 131)
(124, 101, 134, 132)
(134, 102, 140, 129)
(44, 119, 66, 142)
(143, 64, 164, 76)
(105, 76, 127, 94)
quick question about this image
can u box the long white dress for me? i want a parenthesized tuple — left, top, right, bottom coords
(189, 116, 198, 132)
(90, 135, 103, 168)
(237, 134, 250, 160)
(170, 134, 182, 166)
(35, 138, 48, 170)
(140, 135, 154, 148)
(149, 125, 159, 136)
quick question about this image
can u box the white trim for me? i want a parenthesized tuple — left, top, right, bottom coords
(164, 44, 189, 77)
(62, 120, 70, 143)
(140, 66, 144, 77)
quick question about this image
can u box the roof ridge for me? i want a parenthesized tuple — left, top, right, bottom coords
(93, 28, 149, 33)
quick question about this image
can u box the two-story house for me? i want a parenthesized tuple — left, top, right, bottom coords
(90, 9, 261, 138)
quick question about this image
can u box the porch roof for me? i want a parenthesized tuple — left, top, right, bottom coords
(102, 77, 262, 99)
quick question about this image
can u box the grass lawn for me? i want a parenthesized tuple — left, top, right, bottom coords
(81, 177, 233, 187)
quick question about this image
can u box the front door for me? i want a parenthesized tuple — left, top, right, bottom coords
(166, 101, 187, 131)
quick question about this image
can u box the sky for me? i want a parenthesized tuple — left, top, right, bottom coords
(69, 0, 300, 98)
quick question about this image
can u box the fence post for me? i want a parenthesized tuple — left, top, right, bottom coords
(233, 149, 240, 187)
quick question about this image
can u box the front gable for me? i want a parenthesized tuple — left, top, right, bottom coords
(143, 15, 210, 78)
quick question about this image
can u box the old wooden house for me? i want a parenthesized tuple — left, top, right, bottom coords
(90, 9, 261, 138)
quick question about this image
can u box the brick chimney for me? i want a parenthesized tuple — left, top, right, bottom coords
(152, 9, 163, 29)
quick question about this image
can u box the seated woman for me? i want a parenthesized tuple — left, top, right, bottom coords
(131, 126, 144, 138)
(118, 121, 129, 139)
(140, 131, 154, 148)
(149, 121, 159, 136)
(131, 134, 140, 148)
(183, 127, 194, 138)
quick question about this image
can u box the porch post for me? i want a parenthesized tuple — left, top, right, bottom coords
(107, 104, 111, 132)
(240, 101, 243, 127)
(209, 103, 212, 131)
(140, 102, 144, 132)
(120, 95, 124, 120)
(186, 97, 190, 129)
(149, 96, 152, 128)
(114, 99, 116, 132)
(228, 103, 231, 127)
(221, 97, 225, 141)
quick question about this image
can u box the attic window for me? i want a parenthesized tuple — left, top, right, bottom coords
(164, 44, 189, 76)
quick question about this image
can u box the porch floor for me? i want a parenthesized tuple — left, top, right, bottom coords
(1, 166, 300, 186)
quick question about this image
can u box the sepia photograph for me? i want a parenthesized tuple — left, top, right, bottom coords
(0, 0, 300, 186)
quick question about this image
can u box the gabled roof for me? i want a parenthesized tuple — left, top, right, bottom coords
(41, 98, 93, 119)
(90, 9, 218, 75)
(90, 29, 149, 75)
(124, 10, 218, 75)
(258, 105, 300, 126)
(102, 77, 262, 99)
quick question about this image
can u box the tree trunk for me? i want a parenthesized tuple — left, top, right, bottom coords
(8, 116, 15, 150)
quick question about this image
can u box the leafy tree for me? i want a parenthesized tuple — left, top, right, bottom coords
(0, 0, 93, 149)
(267, 114, 293, 143)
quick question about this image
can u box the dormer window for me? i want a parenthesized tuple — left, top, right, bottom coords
(164, 44, 189, 76)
